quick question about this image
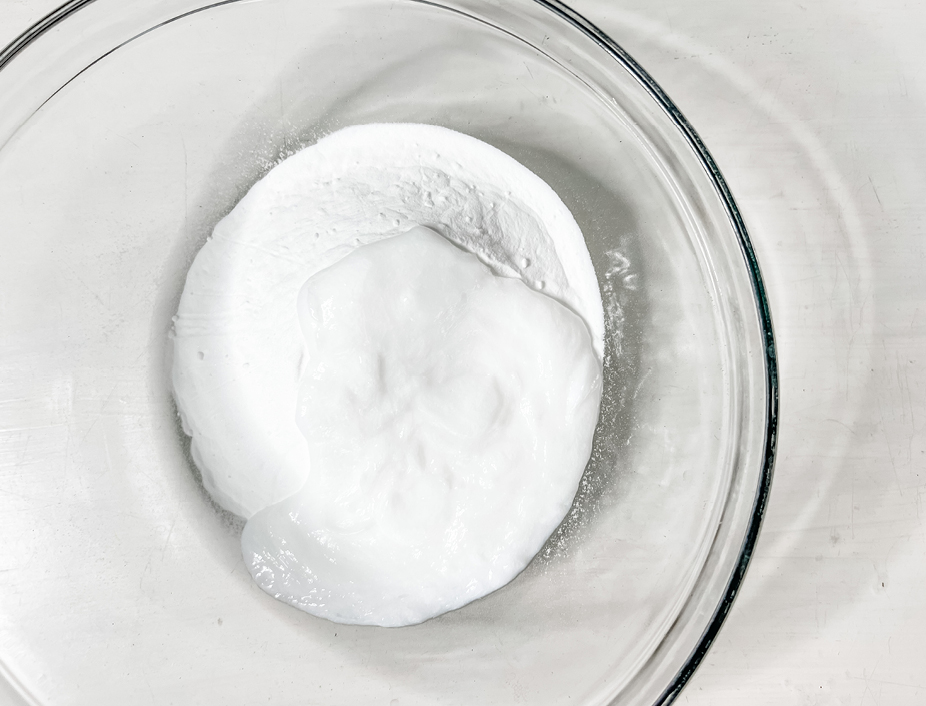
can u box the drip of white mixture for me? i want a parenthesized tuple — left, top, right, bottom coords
(171, 123, 604, 626)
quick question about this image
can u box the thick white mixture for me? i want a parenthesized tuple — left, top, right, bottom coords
(172, 123, 604, 626)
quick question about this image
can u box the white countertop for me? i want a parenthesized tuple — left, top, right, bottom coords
(3, 1, 924, 703)
(574, 2, 926, 703)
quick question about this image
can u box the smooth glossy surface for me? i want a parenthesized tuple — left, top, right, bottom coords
(243, 226, 601, 627)
(0, 1, 774, 704)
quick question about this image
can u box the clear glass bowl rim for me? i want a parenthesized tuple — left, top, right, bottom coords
(0, 1, 779, 704)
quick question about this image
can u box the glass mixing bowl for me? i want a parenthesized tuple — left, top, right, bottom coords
(0, 1, 777, 704)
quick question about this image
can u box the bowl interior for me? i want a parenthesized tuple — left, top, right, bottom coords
(0, 1, 773, 704)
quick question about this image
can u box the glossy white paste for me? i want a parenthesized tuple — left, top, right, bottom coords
(171, 124, 604, 625)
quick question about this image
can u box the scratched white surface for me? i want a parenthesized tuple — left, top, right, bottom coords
(2, 1, 925, 704)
